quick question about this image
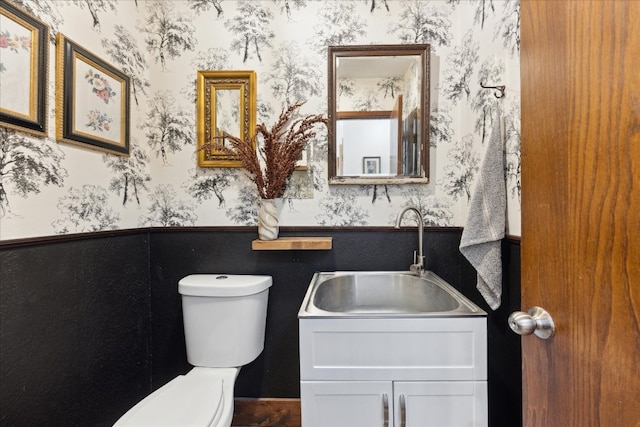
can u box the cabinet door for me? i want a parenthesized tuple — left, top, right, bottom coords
(394, 381, 487, 427)
(300, 381, 393, 427)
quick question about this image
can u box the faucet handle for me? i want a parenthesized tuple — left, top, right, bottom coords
(411, 251, 425, 274)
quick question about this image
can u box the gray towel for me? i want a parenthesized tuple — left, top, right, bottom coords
(459, 113, 506, 310)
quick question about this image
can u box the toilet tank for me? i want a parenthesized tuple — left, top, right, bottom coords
(178, 274, 272, 368)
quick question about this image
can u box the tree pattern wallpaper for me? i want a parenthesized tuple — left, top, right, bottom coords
(0, 0, 521, 240)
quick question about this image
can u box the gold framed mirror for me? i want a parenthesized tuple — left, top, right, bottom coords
(197, 70, 256, 167)
(328, 44, 430, 184)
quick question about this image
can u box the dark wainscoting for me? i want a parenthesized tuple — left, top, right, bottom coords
(0, 232, 151, 427)
(0, 228, 521, 427)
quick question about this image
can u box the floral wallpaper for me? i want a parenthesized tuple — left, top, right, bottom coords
(0, 0, 521, 240)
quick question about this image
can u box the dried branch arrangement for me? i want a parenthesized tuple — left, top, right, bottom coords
(208, 101, 327, 199)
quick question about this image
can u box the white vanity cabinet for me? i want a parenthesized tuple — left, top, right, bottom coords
(299, 317, 488, 427)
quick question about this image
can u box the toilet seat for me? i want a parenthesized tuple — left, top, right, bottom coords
(113, 368, 238, 427)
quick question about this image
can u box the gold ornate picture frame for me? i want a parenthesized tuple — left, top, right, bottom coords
(197, 70, 256, 167)
(56, 33, 130, 156)
(0, 0, 49, 137)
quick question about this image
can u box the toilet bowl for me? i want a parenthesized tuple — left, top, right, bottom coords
(113, 274, 272, 427)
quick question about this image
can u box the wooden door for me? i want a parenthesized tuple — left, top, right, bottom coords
(520, 1, 640, 426)
(390, 94, 403, 174)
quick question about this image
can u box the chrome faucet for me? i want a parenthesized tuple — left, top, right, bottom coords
(395, 206, 425, 275)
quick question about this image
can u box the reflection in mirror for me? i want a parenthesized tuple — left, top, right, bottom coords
(328, 44, 430, 184)
(197, 70, 256, 167)
(215, 88, 241, 145)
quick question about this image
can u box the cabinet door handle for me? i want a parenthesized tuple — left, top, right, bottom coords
(382, 393, 389, 427)
(399, 394, 406, 427)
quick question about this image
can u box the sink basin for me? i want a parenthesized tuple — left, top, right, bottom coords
(299, 271, 485, 317)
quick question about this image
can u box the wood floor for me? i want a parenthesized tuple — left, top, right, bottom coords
(230, 398, 301, 427)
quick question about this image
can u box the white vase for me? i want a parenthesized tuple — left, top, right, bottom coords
(257, 198, 282, 240)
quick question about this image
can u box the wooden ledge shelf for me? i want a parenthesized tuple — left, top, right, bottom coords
(252, 237, 332, 251)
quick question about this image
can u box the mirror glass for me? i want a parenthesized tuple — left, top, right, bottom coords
(328, 44, 430, 184)
(215, 88, 241, 143)
(197, 70, 256, 167)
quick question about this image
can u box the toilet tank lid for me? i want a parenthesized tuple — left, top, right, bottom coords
(179, 274, 272, 297)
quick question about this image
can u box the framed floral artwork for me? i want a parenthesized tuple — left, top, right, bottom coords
(0, 0, 49, 137)
(56, 33, 130, 156)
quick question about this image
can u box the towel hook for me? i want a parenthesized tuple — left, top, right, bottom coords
(480, 82, 506, 98)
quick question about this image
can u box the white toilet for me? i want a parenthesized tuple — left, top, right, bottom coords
(113, 274, 272, 427)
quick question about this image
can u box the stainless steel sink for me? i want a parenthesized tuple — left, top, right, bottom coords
(299, 271, 486, 318)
